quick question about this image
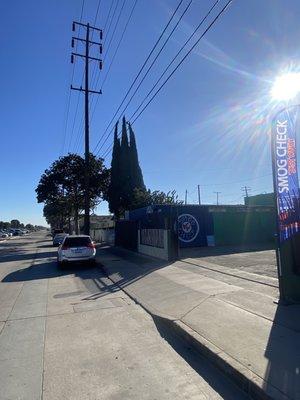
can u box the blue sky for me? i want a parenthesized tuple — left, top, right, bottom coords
(1, 0, 300, 225)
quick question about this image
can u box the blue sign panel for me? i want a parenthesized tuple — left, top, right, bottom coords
(272, 108, 300, 242)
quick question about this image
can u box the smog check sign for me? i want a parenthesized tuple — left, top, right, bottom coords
(177, 214, 199, 243)
(272, 107, 300, 242)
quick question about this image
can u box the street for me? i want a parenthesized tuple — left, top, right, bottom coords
(0, 232, 249, 400)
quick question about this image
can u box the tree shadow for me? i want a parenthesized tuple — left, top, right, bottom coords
(0, 251, 55, 264)
(1, 258, 101, 282)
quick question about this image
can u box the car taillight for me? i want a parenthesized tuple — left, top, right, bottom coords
(87, 243, 95, 249)
(61, 245, 69, 250)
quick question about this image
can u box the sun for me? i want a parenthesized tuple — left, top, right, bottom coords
(271, 72, 300, 101)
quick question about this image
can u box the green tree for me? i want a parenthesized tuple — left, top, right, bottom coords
(0, 221, 10, 230)
(131, 188, 183, 209)
(25, 224, 34, 231)
(10, 219, 20, 228)
(107, 123, 121, 217)
(36, 153, 110, 233)
(119, 116, 131, 211)
(107, 116, 146, 218)
(128, 122, 145, 192)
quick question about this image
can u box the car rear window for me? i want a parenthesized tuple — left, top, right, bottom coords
(64, 237, 91, 247)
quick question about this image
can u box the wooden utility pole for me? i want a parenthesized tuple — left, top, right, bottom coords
(197, 184, 201, 205)
(71, 21, 103, 235)
(214, 191, 221, 205)
(241, 186, 251, 198)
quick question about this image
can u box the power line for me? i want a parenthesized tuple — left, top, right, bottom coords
(92, 0, 185, 154)
(130, 0, 233, 125)
(101, 0, 233, 159)
(87, 0, 124, 142)
(72, 0, 106, 154)
(103, 0, 127, 61)
(96, 0, 193, 155)
(88, 0, 127, 136)
(95, 0, 192, 155)
(90, 0, 139, 124)
(61, 0, 85, 155)
(129, 0, 220, 122)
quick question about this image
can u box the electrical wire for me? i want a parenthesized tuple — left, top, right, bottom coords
(101, 0, 233, 159)
(131, 0, 233, 125)
(61, 0, 85, 155)
(129, 0, 220, 122)
(92, 0, 185, 154)
(90, 0, 139, 123)
(95, 0, 193, 155)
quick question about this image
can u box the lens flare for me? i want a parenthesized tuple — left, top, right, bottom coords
(271, 72, 300, 101)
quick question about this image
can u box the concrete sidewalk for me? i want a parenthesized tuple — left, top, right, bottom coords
(97, 246, 300, 400)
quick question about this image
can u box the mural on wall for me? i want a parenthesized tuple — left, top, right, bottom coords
(177, 214, 199, 243)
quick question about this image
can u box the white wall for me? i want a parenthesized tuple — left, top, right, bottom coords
(138, 230, 169, 260)
(91, 228, 115, 244)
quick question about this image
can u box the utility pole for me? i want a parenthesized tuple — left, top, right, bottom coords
(214, 191, 221, 205)
(197, 185, 201, 205)
(71, 21, 103, 236)
(241, 186, 251, 198)
(185, 190, 188, 205)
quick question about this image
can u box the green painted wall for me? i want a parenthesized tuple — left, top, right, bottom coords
(213, 209, 276, 246)
(244, 193, 275, 207)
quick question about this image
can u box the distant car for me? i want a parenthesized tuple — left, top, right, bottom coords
(57, 235, 96, 267)
(53, 233, 68, 246)
(52, 229, 64, 238)
(0, 231, 8, 238)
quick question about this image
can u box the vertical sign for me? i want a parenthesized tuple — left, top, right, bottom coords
(272, 107, 300, 243)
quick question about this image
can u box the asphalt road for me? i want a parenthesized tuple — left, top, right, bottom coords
(0, 232, 249, 400)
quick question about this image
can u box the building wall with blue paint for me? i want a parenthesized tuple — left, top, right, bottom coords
(128, 204, 275, 248)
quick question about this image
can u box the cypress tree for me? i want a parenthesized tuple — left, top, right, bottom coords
(108, 116, 146, 217)
(107, 122, 121, 216)
(128, 122, 145, 191)
(119, 116, 131, 211)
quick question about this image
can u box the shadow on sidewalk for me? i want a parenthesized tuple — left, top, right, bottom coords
(1, 254, 123, 300)
(263, 304, 300, 399)
(0, 250, 55, 263)
(153, 315, 249, 400)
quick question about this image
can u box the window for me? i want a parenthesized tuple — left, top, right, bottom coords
(64, 237, 91, 247)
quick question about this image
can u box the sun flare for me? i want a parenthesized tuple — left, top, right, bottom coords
(271, 72, 300, 101)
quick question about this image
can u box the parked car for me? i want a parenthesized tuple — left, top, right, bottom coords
(51, 228, 64, 238)
(57, 235, 96, 267)
(0, 231, 8, 238)
(53, 233, 68, 246)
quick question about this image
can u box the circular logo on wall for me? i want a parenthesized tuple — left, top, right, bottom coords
(177, 214, 199, 243)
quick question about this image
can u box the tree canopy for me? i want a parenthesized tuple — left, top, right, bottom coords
(131, 188, 183, 209)
(36, 153, 110, 231)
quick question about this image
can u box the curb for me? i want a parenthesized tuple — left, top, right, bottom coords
(100, 261, 289, 400)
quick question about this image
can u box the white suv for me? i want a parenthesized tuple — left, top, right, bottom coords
(57, 235, 96, 267)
